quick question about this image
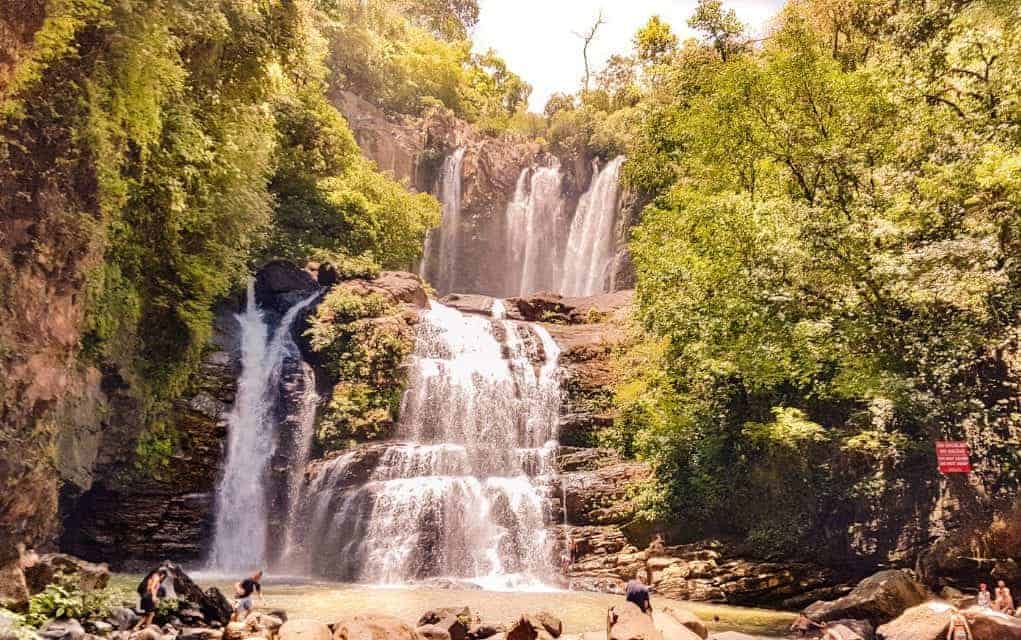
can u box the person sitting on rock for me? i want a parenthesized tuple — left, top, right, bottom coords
(625, 571, 652, 615)
(135, 568, 167, 630)
(231, 570, 265, 622)
(994, 580, 1015, 615)
(977, 583, 992, 609)
(790, 613, 823, 637)
(946, 611, 973, 640)
(648, 533, 666, 555)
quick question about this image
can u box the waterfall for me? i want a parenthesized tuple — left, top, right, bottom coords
(421, 148, 467, 294)
(208, 280, 319, 572)
(560, 156, 626, 296)
(505, 163, 568, 297)
(299, 302, 562, 588)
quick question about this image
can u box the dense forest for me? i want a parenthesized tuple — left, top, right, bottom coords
(2, 0, 1019, 593)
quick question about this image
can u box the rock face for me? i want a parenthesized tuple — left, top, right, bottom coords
(805, 570, 931, 625)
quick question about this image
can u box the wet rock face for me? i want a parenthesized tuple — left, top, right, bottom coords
(255, 260, 319, 313)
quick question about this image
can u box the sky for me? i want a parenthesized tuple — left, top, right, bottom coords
(472, 0, 788, 112)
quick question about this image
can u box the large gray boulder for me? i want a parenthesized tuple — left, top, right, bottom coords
(805, 570, 930, 625)
(964, 606, 1021, 640)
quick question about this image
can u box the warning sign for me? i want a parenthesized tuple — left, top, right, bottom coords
(936, 441, 972, 474)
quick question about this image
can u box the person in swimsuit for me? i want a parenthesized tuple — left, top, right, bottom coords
(231, 570, 264, 622)
(946, 612, 973, 640)
(977, 583, 992, 609)
(135, 569, 167, 630)
(995, 580, 1015, 614)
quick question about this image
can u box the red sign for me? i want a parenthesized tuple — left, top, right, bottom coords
(936, 441, 972, 474)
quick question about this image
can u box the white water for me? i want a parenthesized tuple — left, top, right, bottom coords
(300, 303, 562, 588)
(280, 360, 318, 565)
(421, 148, 467, 294)
(505, 163, 568, 296)
(560, 156, 626, 297)
(209, 281, 319, 572)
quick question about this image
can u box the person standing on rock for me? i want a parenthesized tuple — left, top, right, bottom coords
(231, 570, 265, 622)
(625, 571, 652, 615)
(135, 568, 167, 630)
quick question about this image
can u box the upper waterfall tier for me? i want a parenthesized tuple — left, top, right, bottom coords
(295, 302, 563, 588)
(419, 149, 627, 298)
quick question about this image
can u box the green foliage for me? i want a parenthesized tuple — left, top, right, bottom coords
(323, 0, 529, 127)
(24, 584, 121, 627)
(133, 422, 178, 478)
(609, 0, 1021, 560)
(306, 286, 415, 450)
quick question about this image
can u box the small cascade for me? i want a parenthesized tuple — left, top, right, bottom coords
(560, 156, 626, 297)
(208, 281, 319, 572)
(298, 302, 562, 588)
(279, 359, 318, 566)
(421, 148, 467, 295)
(505, 163, 568, 296)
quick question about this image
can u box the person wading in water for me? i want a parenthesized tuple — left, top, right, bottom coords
(231, 570, 265, 622)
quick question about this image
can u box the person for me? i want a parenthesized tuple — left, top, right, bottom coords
(946, 612, 973, 640)
(135, 568, 167, 630)
(648, 533, 666, 555)
(625, 572, 652, 615)
(231, 570, 265, 622)
(790, 613, 824, 637)
(977, 583, 992, 609)
(994, 580, 1015, 615)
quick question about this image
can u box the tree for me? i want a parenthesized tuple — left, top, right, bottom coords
(574, 9, 606, 94)
(635, 15, 678, 64)
(687, 0, 744, 60)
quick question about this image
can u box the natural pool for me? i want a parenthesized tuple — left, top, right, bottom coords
(115, 575, 796, 638)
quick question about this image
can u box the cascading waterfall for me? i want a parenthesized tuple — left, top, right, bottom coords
(505, 163, 568, 296)
(420, 148, 467, 294)
(560, 156, 626, 297)
(298, 302, 562, 588)
(208, 281, 319, 572)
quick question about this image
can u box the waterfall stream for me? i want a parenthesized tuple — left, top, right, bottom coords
(560, 156, 626, 297)
(208, 281, 319, 572)
(298, 302, 562, 588)
(420, 148, 467, 295)
(505, 163, 568, 297)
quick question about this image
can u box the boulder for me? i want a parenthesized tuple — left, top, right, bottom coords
(426, 617, 466, 640)
(650, 612, 700, 640)
(468, 625, 503, 640)
(331, 615, 419, 640)
(607, 602, 662, 640)
(245, 614, 283, 638)
(705, 634, 760, 640)
(827, 620, 873, 640)
(439, 294, 495, 316)
(805, 570, 929, 625)
(255, 261, 317, 312)
(0, 559, 30, 611)
(531, 613, 562, 639)
(108, 608, 141, 632)
(964, 607, 1021, 640)
(41, 620, 86, 640)
(153, 563, 231, 626)
(24, 554, 110, 594)
(417, 626, 450, 640)
(504, 617, 539, 640)
(822, 624, 864, 640)
(657, 607, 706, 639)
(375, 272, 429, 309)
(128, 627, 161, 640)
(278, 621, 331, 640)
(417, 609, 471, 627)
(222, 623, 247, 640)
(178, 630, 223, 640)
(876, 601, 954, 640)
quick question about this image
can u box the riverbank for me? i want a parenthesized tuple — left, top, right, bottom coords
(111, 575, 796, 637)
